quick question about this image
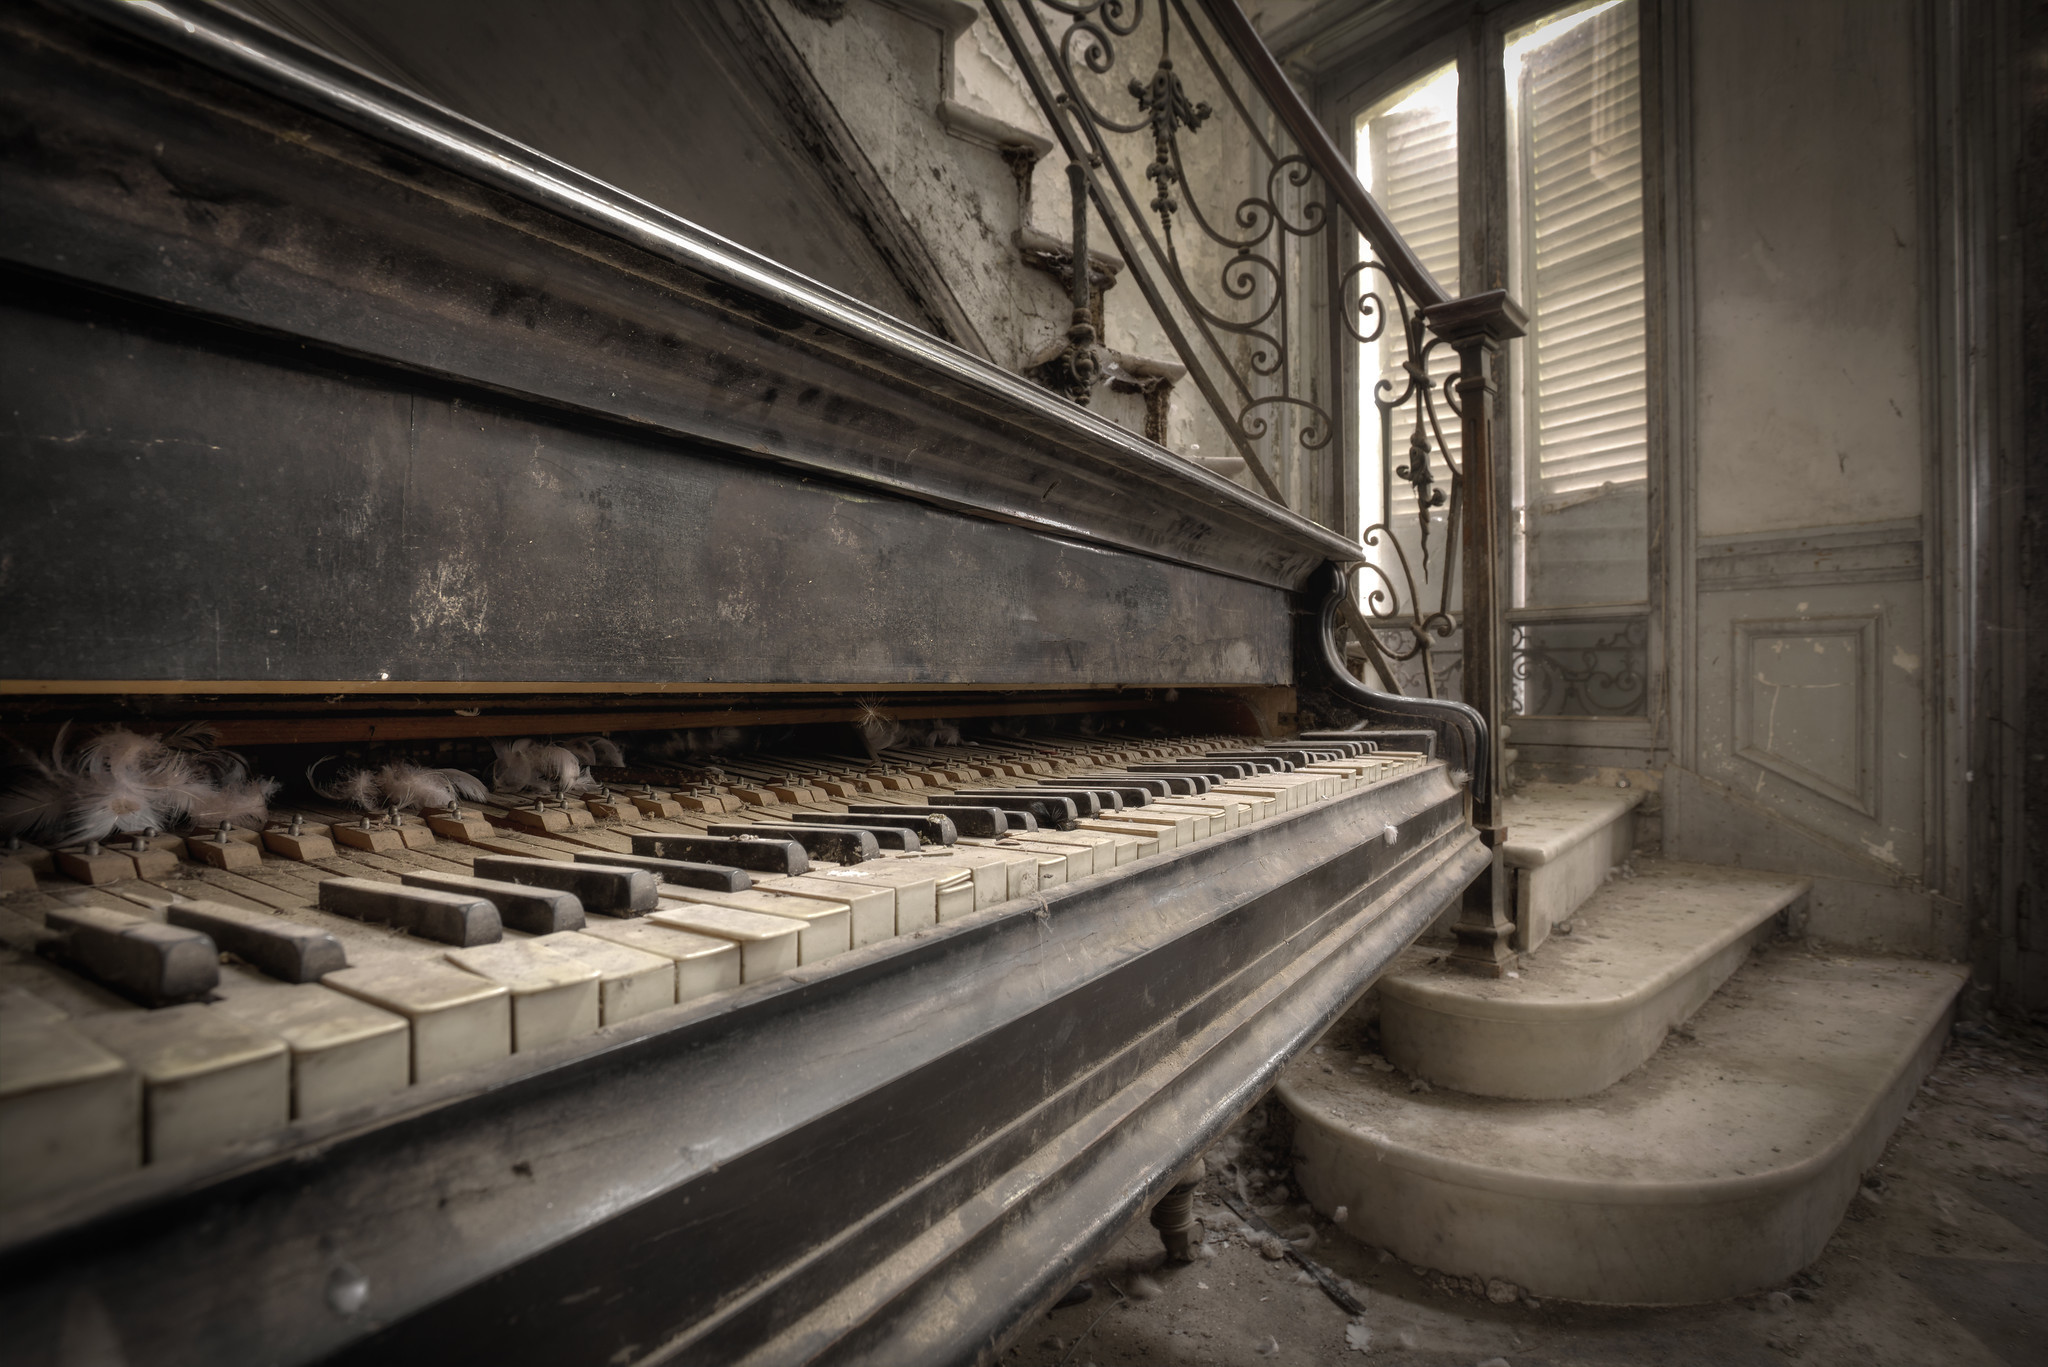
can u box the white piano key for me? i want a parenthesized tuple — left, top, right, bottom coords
(573, 919, 740, 1003)
(321, 960, 511, 1084)
(73, 1006, 289, 1164)
(656, 887, 849, 964)
(207, 966, 409, 1119)
(1074, 821, 1161, 860)
(646, 904, 802, 981)
(808, 860, 946, 926)
(443, 941, 600, 1051)
(756, 875, 897, 949)
(531, 932, 674, 1025)
(0, 995, 140, 1206)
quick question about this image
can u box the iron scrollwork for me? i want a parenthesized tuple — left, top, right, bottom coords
(1510, 617, 1649, 717)
(999, 0, 1465, 679)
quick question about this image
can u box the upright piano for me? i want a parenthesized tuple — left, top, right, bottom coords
(0, 2, 1489, 1362)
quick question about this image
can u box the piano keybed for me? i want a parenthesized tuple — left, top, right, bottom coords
(0, 731, 1424, 1211)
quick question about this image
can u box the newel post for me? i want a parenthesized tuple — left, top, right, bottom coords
(1424, 289, 1526, 976)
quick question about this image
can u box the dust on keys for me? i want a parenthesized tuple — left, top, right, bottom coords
(0, 733, 1424, 1210)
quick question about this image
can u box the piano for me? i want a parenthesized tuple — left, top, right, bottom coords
(0, 1, 1490, 1363)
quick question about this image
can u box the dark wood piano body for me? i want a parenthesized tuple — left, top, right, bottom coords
(0, 1, 1489, 1361)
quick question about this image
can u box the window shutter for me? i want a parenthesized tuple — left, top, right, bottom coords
(1520, 3, 1647, 500)
(1361, 73, 1461, 566)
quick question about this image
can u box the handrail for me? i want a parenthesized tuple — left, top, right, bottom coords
(1195, 0, 1451, 312)
(992, 0, 1524, 974)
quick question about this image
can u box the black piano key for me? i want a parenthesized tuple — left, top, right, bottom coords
(629, 833, 809, 877)
(317, 878, 502, 948)
(165, 899, 347, 983)
(1121, 767, 1213, 793)
(41, 903, 221, 1006)
(1000, 810, 1039, 832)
(846, 804, 1005, 838)
(931, 792, 1078, 830)
(987, 787, 1104, 818)
(399, 871, 586, 934)
(570, 850, 757, 892)
(772, 812, 956, 846)
(704, 824, 879, 864)
(1210, 751, 1301, 770)
(472, 855, 663, 916)
(1090, 776, 1178, 800)
(1046, 783, 1149, 808)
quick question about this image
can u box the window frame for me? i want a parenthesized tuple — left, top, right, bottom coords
(1317, 0, 1672, 758)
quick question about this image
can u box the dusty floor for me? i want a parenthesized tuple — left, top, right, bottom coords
(1005, 1017, 2048, 1367)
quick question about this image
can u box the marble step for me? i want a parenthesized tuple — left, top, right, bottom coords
(1502, 782, 1646, 952)
(1279, 945, 1967, 1305)
(1382, 859, 1810, 1099)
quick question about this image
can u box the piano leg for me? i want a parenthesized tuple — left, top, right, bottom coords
(1149, 1177, 1202, 1263)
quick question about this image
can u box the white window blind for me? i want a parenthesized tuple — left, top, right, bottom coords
(1356, 65, 1461, 583)
(1510, 0, 1650, 608)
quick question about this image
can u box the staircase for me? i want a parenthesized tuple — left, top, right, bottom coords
(1278, 783, 1969, 1305)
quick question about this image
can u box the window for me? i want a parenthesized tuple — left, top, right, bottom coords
(1349, 0, 1652, 719)
(1508, 0, 1649, 612)
(1357, 64, 1462, 611)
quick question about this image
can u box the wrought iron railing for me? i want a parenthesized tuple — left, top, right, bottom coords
(988, 0, 1526, 971)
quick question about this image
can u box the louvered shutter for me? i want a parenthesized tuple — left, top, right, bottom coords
(1358, 68, 1461, 591)
(1512, 0, 1649, 607)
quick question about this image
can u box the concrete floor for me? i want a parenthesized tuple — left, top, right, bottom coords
(1004, 1017, 2048, 1367)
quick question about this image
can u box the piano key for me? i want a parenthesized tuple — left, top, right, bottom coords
(423, 805, 499, 842)
(755, 875, 898, 947)
(207, 966, 409, 1119)
(747, 815, 921, 851)
(791, 811, 960, 845)
(398, 871, 585, 934)
(1074, 821, 1161, 859)
(40, 903, 221, 1007)
(1010, 830, 1118, 877)
(572, 919, 739, 1003)
(470, 854, 660, 916)
(321, 959, 511, 1084)
(922, 792, 1076, 831)
(655, 887, 850, 963)
(567, 850, 751, 894)
(260, 816, 338, 861)
(845, 803, 1006, 837)
(865, 855, 978, 919)
(645, 904, 802, 981)
(164, 899, 347, 984)
(704, 823, 879, 864)
(318, 878, 502, 948)
(786, 862, 937, 927)
(5, 836, 54, 875)
(957, 838, 1068, 888)
(0, 996, 140, 1206)
(530, 932, 675, 1025)
(54, 842, 142, 885)
(443, 941, 600, 1051)
(96, 832, 181, 879)
(996, 787, 1106, 818)
(72, 1005, 288, 1163)
(628, 833, 809, 877)
(909, 844, 1035, 902)
(326, 813, 408, 853)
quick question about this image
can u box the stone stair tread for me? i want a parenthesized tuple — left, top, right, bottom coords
(1282, 946, 1967, 1303)
(1387, 859, 1809, 1016)
(1502, 782, 1646, 869)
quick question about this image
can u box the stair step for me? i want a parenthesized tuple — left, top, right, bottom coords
(1502, 783, 1646, 951)
(1382, 859, 1810, 1099)
(1280, 946, 1967, 1305)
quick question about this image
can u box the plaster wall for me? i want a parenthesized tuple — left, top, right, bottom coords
(1691, 0, 1924, 538)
